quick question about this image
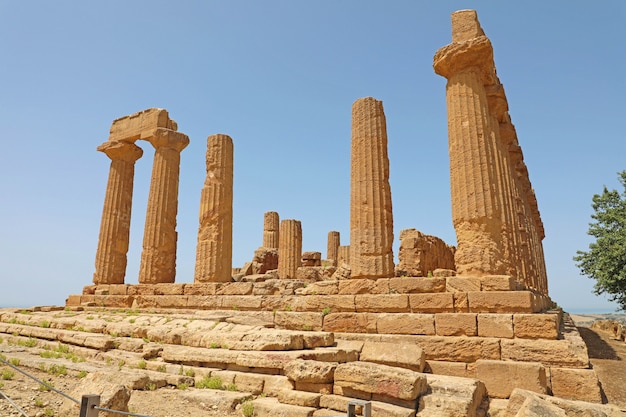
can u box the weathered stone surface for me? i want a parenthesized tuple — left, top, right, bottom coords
(350, 97, 395, 279)
(477, 314, 513, 338)
(409, 293, 454, 313)
(323, 313, 376, 333)
(446, 276, 481, 292)
(263, 211, 280, 248)
(398, 229, 455, 277)
(194, 134, 233, 283)
(389, 277, 446, 293)
(275, 311, 324, 332)
(297, 281, 339, 296)
(331, 263, 351, 280)
(415, 336, 500, 362)
(418, 374, 486, 417)
(284, 359, 337, 384)
(252, 247, 279, 274)
(480, 275, 515, 291)
(296, 381, 333, 394)
(334, 361, 427, 401)
(109, 108, 176, 142)
(252, 397, 316, 417)
(549, 367, 602, 403)
(302, 251, 322, 267)
(138, 128, 189, 284)
(500, 338, 589, 368)
(467, 291, 536, 313)
(278, 389, 322, 407)
(435, 313, 477, 336)
(513, 314, 558, 339)
(278, 219, 302, 279)
(507, 389, 625, 417)
(360, 341, 425, 372)
(60, 371, 131, 417)
(376, 313, 435, 335)
(476, 359, 547, 399)
(355, 294, 409, 312)
(424, 360, 469, 378)
(326, 231, 340, 265)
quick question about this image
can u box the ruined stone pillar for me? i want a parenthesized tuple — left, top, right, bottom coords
(278, 219, 302, 279)
(138, 128, 189, 283)
(93, 141, 143, 284)
(194, 134, 234, 283)
(263, 211, 280, 248)
(338, 245, 350, 266)
(433, 10, 507, 276)
(349, 97, 395, 279)
(327, 231, 340, 265)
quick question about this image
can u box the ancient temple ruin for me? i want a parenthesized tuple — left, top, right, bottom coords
(64, 10, 607, 416)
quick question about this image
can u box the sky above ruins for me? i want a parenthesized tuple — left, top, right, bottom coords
(0, 1, 624, 313)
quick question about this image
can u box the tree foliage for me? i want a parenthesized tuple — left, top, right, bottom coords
(574, 171, 626, 311)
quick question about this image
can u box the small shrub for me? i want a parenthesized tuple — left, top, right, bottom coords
(34, 398, 45, 408)
(177, 382, 189, 390)
(129, 318, 136, 324)
(322, 307, 331, 316)
(9, 358, 20, 366)
(427, 270, 433, 278)
(195, 375, 223, 390)
(226, 383, 237, 391)
(77, 370, 88, 378)
(302, 325, 312, 331)
(285, 305, 292, 312)
(44, 408, 54, 416)
(1, 370, 15, 380)
(86, 315, 94, 320)
(145, 382, 157, 391)
(209, 342, 220, 349)
(40, 321, 51, 328)
(48, 364, 67, 376)
(185, 368, 195, 377)
(156, 364, 167, 373)
(137, 360, 147, 370)
(242, 401, 254, 417)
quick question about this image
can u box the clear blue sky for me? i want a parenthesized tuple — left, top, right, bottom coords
(0, 1, 624, 313)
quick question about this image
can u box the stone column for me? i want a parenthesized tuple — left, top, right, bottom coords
(263, 211, 280, 248)
(138, 128, 189, 284)
(349, 97, 395, 279)
(327, 231, 340, 265)
(278, 219, 302, 279)
(433, 10, 507, 276)
(338, 245, 350, 266)
(93, 141, 143, 284)
(194, 134, 234, 283)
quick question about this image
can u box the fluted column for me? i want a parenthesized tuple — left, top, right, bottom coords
(349, 97, 395, 279)
(194, 134, 234, 283)
(93, 141, 143, 284)
(138, 128, 189, 283)
(278, 219, 302, 279)
(263, 211, 280, 248)
(327, 231, 340, 265)
(338, 245, 350, 266)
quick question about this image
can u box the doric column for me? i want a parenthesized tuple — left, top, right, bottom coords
(138, 128, 189, 284)
(278, 219, 302, 279)
(349, 97, 395, 279)
(263, 211, 280, 248)
(93, 141, 143, 284)
(338, 245, 350, 266)
(327, 231, 340, 265)
(433, 10, 506, 276)
(194, 134, 234, 283)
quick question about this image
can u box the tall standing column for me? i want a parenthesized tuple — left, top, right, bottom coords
(327, 231, 340, 265)
(434, 11, 507, 276)
(263, 211, 280, 248)
(93, 141, 143, 284)
(278, 219, 302, 279)
(349, 97, 395, 279)
(194, 134, 234, 283)
(138, 128, 189, 284)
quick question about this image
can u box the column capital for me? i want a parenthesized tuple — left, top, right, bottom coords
(433, 35, 494, 82)
(97, 140, 143, 162)
(147, 128, 190, 152)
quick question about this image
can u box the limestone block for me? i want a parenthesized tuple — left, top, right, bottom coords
(424, 360, 469, 378)
(433, 269, 456, 277)
(415, 335, 500, 362)
(331, 263, 351, 280)
(477, 314, 513, 338)
(435, 313, 477, 336)
(275, 311, 324, 332)
(291, 295, 356, 313)
(338, 279, 377, 294)
(109, 108, 174, 141)
(127, 285, 156, 295)
(480, 275, 515, 291)
(302, 332, 335, 349)
(253, 247, 279, 273)
(355, 294, 409, 312)
(296, 266, 322, 281)
(549, 368, 602, 403)
(409, 293, 454, 313)
(185, 295, 220, 310)
(500, 339, 589, 368)
(476, 359, 547, 399)
(296, 381, 333, 394)
(319, 394, 352, 413)
(220, 295, 263, 310)
(513, 314, 558, 339)
(153, 283, 185, 295)
(59, 371, 131, 417)
(263, 375, 294, 394)
(397, 229, 455, 277)
(108, 285, 128, 295)
(446, 276, 481, 292)
(296, 281, 338, 295)
(376, 313, 435, 335)
(334, 361, 427, 401)
(323, 312, 377, 333)
(370, 401, 417, 417)
(389, 277, 446, 293)
(65, 295, 82, 306)
(451, 9, 485, 43)
(183, 283, 223, 295)
(360, 341, 425, 372)
(419, 373, 486, 417)
(278, 389, 321, 407)
(284, 359, 336, 384)
(252, 397, 316, 417)
(302, 251, 322, 267)
(513, 395, 568, 417)
(507, 388, 625, 417)
(216, 282, 253, 295)
(467, 291, 536, 313)
(453, 292, 469, 313)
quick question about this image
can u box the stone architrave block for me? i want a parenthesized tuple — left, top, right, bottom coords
(500, 339, 589, 368)
(446, 277, 481, 292)
(476, 360, 547, 399)
(409, 293, 454, 313)
(477, 314, 514, 338)
(376, 313, 435, 335)
(323, 313, 377, 333)
(549, 368, 602, 403)
(435, 313, 477, 336)
(360, 341, 425, 372)
(109, 108, 173, 142)
(274, 311, 324, 332)
(513, 314, 558, 339)
(389, 277, 446, 293)
(480, 275, 515, 291)
(334, 361, 427, 401)
(467, 291, 536, 313)
(355, 294, 409, 312)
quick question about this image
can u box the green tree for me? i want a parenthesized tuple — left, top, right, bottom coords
(574, 170, 626, 311)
